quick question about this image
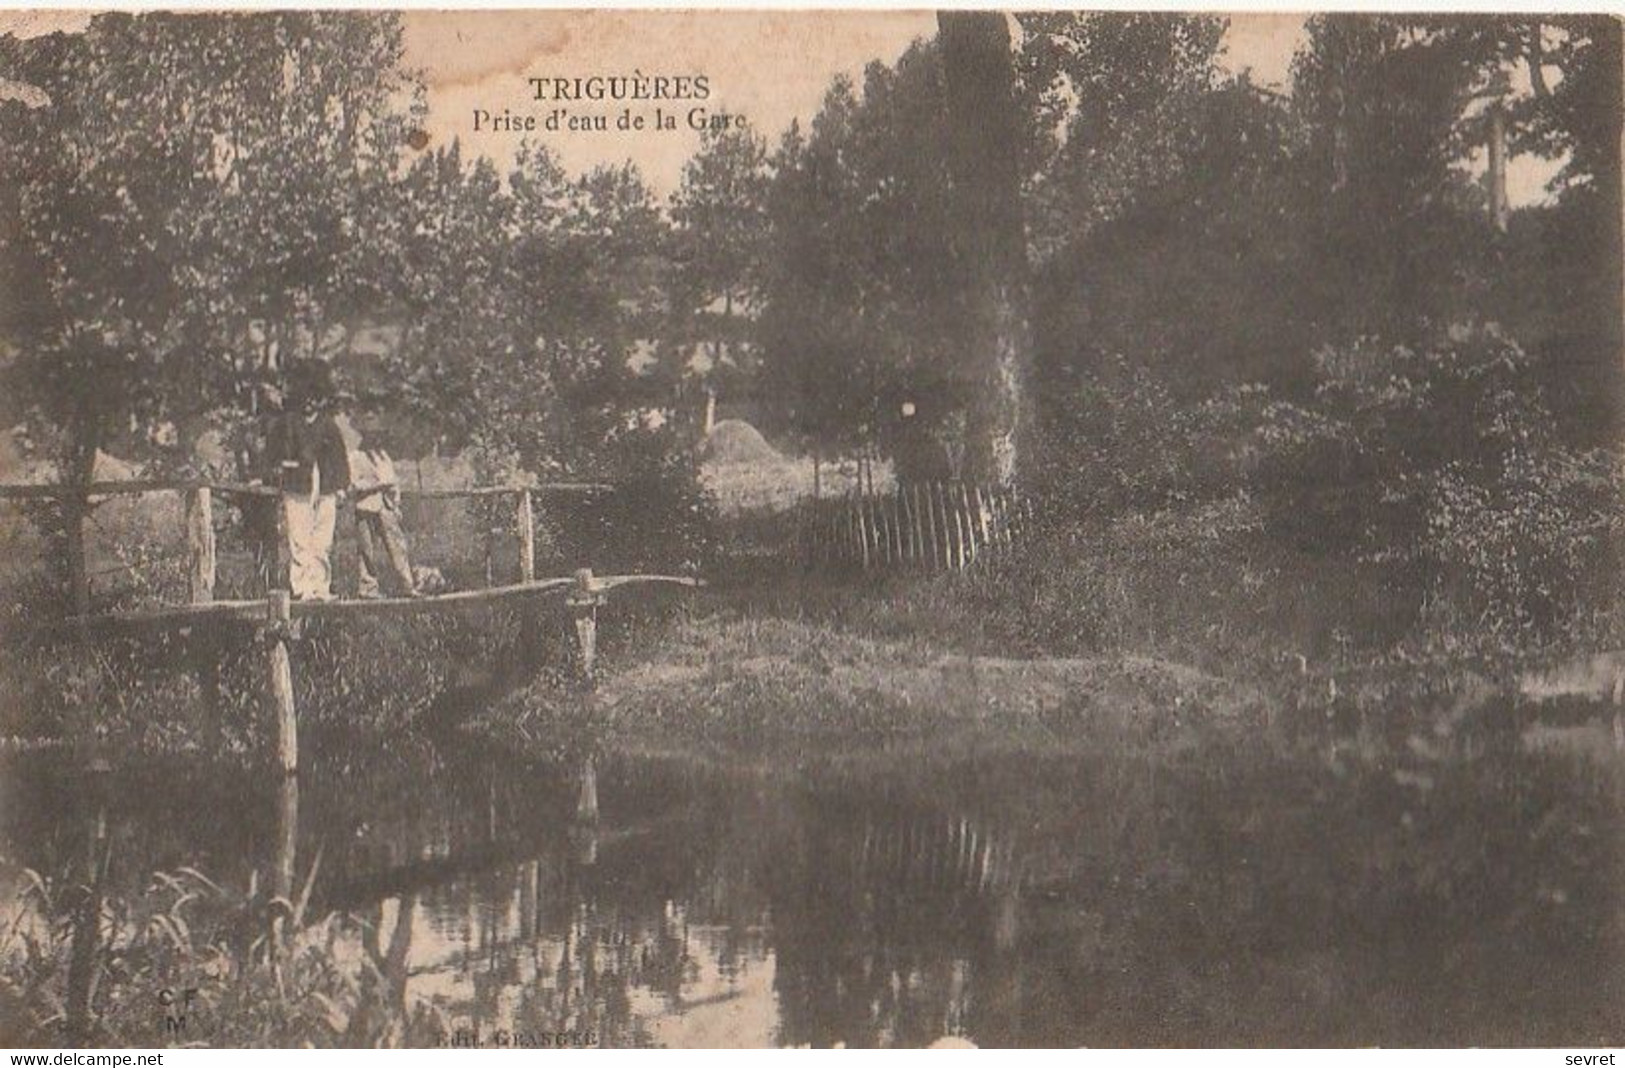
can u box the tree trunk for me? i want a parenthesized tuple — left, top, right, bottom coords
(62, 410, 99, 617)
(1524, 24, 1550, 100)
(1487, 104, 1509, 232)
(937, 11, 1033, 487)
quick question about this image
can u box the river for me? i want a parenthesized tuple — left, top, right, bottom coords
(2, 721, 1623, 1047)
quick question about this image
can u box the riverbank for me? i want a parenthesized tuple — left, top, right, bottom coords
(483, 609, 1272, 760)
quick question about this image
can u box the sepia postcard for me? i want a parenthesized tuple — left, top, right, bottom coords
(0, 5, 1622, 1052)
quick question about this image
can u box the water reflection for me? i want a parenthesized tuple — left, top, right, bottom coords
(3, 731, 1623, 1047)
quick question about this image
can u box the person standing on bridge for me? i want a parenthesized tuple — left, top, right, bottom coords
(269, 362, 351, 601)
(345, 408, 419, 599)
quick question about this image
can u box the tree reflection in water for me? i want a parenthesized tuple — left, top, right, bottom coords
(4, 732, 1624, 1048)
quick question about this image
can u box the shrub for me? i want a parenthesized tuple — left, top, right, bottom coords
(557, 424, 718, 575)
(1247, 329, 1621, 649)
(1026, 328, 1619, 660)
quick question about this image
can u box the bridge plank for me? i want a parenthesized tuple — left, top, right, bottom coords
(50, 573, 703, 632)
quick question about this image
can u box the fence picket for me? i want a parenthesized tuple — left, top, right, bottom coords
(951, 483, 969, 569)
(877, 493, 892, 566)
(918, 483, 934, 570)
(908, 484, 924, 569)
(891, 491, 905, 564)
(856, 490, 872, 569)
(970, 485, 988, 560)
(934, 482, 950, 571)
(935, 482, 949, 570)
(958, 484, 977, 565)
(805, 480, 1027, 572)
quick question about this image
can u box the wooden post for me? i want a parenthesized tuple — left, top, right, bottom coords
(65, 801, 108, 1046)
(272, 495, 292, 592)
(185, 486, 216, 604)
(516, 488, 535, 583)
(570, 568, 599, 685)
(266, 591, 298, 774)
(270, 773, 298, 951)
(577, 757, 599, 822)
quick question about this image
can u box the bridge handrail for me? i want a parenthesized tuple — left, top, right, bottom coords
(0, 479, 612, 501)
(0, 477, 618, 605)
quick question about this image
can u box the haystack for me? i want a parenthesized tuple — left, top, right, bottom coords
(703, 419, 781, 465)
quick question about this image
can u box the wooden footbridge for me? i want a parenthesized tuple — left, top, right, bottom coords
(1, 477, 704, 773)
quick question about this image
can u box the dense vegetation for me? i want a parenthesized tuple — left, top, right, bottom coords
(758, 13, 1622, 664)
(3, 12, 1619, 664)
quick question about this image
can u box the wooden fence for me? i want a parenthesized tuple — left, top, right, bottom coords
(802, 482, 1030, 572)
(0, 478, 611, 609)
(0, 478, 702, 776)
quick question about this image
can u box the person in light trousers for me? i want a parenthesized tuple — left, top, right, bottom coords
(347, 413, 419, 599)
(269, 364, 351, 601)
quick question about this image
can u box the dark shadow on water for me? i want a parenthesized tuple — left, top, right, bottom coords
(3, 709, 1623, 1047)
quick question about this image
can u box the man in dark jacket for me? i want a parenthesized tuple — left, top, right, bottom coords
(268, 362, 351, 600)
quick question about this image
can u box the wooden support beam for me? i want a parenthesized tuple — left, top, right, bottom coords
(186, 486, 216, 604)
(271, 773, 298, 951)
(266, 591, 298, 775)
(516, 488, 535, 583)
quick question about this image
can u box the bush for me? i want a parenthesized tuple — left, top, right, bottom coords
(1248, 329, 1621, 649)
(1027, 328, 1620, 660)
(557, 424, 718, 575)
(1035, 356, 1243, 519)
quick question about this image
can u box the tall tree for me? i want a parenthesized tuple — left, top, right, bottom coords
(669, 126, 772, 433)
(937, 11, 1033, 485)
(0, 12, 422, 609)
(1014, 12, 1229, 261)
